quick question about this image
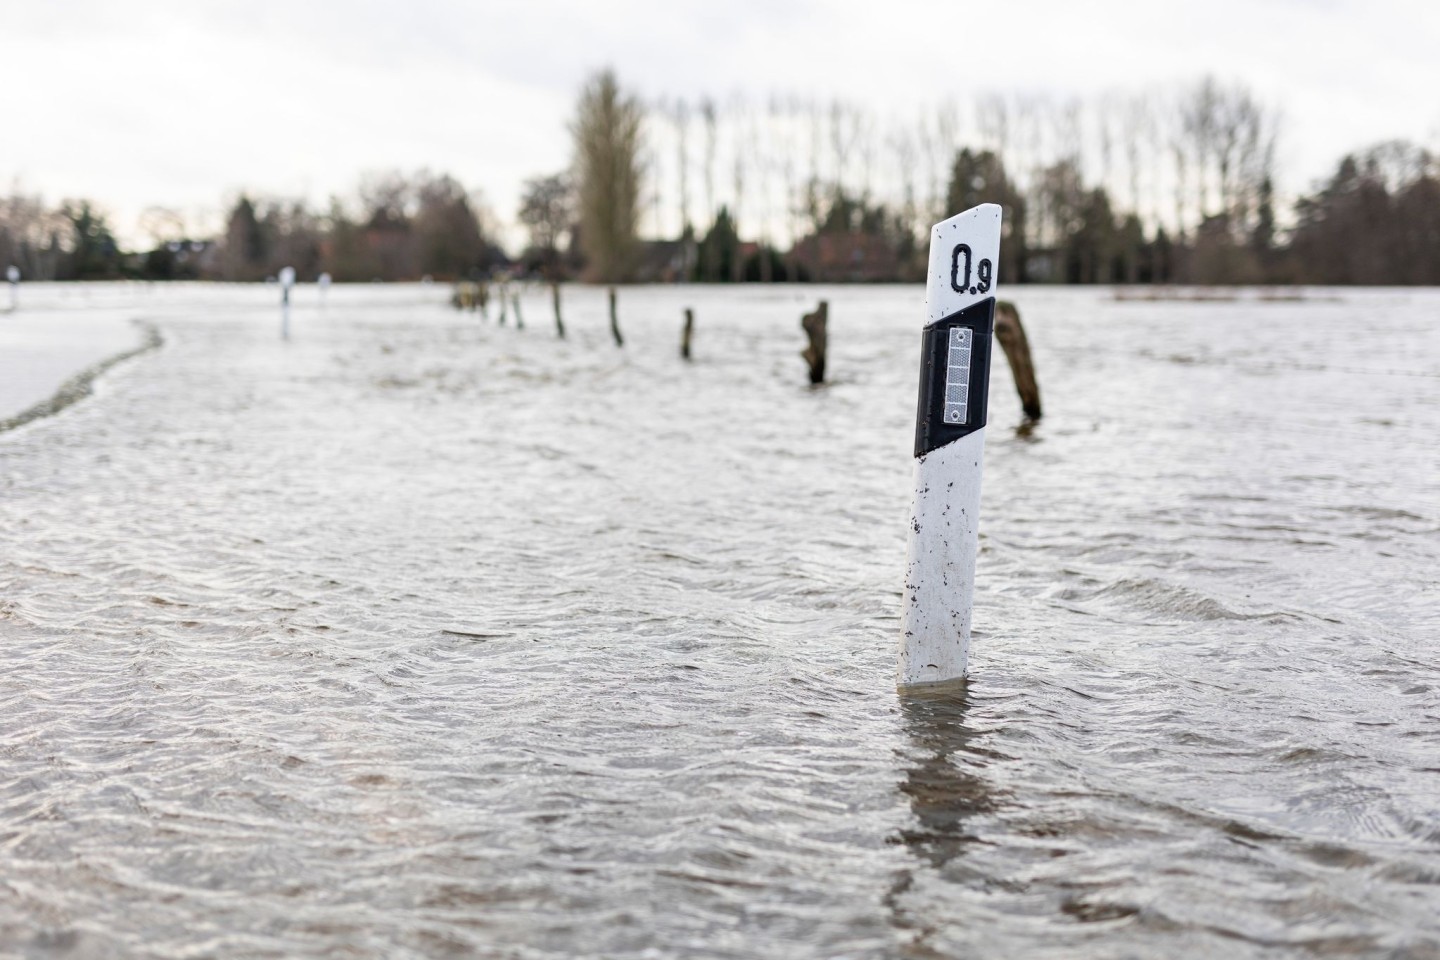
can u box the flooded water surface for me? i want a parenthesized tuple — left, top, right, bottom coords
(1, 283, 1437, 958)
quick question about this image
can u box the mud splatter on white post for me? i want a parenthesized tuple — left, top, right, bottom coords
(279, 266, 296, 339)
(6, 265, 17, 312)
(899, 203, 1002, 687)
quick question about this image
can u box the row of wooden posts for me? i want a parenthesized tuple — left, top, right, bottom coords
(450, 282, 644, 356)
(451, 281, 1041, 421)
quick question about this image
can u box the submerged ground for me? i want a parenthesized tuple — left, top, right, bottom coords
(1, 283, 1437, 958)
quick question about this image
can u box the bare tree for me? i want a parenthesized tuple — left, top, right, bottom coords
(573, 69, 644, 283)
(854, 107, 877, 201)
(976, 93, 1010, 162)
(1172, 77, 1281, 242)
(1179, 77, 1221, 219)
(781, 95, 807, 275)
(1358, 139, 1434, 192)
(828, 100, 859, 196)
(518, 173, 573, 277)
(916, 112, 944, 223)
(887, 124, 920, 245)
(1169, 116, 1192, 240)
(0, 189, 67, 280)
(138, 206, 186, 247)
(668, 97, 693, 231)
(753, 96, 780, 280)
(699, 97, 719, 279)
(929, 99, 962, 219)
(1119, 95, 1152, 223)
(700, 97, 718, 227)
(730, 95, 750, 281)
(664, 96, 697, 275)
(1052, 97, 1085, 173)
(1011, 94, 1044, 243)
(1096, 93, 1118, 204)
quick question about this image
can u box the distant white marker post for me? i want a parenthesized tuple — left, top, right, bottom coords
(6, 265, 18, 312)
(899, 203, 1002, 687)
(279, 266, 296, 339)
(317, 271, 331, 308)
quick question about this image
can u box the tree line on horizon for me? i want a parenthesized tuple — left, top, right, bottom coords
(2, 73, 1437, 286)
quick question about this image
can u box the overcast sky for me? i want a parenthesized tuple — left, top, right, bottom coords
(2, 0, 1437, 246)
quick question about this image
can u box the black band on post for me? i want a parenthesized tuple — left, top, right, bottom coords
(913, 297, 995, 458)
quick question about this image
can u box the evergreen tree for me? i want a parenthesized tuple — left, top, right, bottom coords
(695, 206, 739, 282)
(946, 148, 1028, 283)
(222, 196, 266, 281)
(61, 201, 122, 279)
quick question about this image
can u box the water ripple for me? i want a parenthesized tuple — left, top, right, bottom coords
(0, 284, 1437, 957)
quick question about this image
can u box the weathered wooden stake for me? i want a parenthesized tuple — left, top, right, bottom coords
(608, 287, 624, 347)
(900, 203, 1002, 688)
(995, 301, 1042, 421)
(680, 308, 694, 360)
(511, 289, 524, 330)
(551, 282, 565, 339)
(497, 282, 508, 325)
(450, 282, 475, 310)
(801, 300, 828, 384)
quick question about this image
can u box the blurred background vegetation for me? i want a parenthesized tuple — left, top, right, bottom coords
(2, 71, 1437, 286)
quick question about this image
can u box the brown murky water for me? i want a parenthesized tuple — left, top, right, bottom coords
(1, 283, 1437, 958)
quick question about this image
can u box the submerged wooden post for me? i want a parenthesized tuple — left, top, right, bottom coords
(995, 300, 1042, 421)
(681, 308, 694, 360)
(450, 282, 474, 310)
(608, 287, 624, 347)
(900, 203, 1002, 687)
(801, 300, 828, 384)
(551, 282, 565, 338)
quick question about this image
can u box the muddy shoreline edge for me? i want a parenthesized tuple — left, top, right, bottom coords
(0, 319, 163, 435)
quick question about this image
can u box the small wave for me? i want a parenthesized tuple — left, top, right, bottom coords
(1077, 577, 1292, 623)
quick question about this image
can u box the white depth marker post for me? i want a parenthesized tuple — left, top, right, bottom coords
(318, 271, 331, 308)
(6, 265, 18, 312)
(899, 203, 1002, 687)
(279, 266, 296, 339)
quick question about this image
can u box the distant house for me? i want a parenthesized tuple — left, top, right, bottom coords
(141, 239, 218, 280)
(1024, 249, 1060, 283)
(789, 232, 903, 283)
(635, 239, 691, 283)
(178, 240, 219, 273)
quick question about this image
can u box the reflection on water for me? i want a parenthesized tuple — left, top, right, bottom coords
(1, 283, 1438, 957)
(895, 682, 995, 870)
(887, 680, 997, 955)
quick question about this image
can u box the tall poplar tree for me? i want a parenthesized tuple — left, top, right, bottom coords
(573, 70, 643, 283)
